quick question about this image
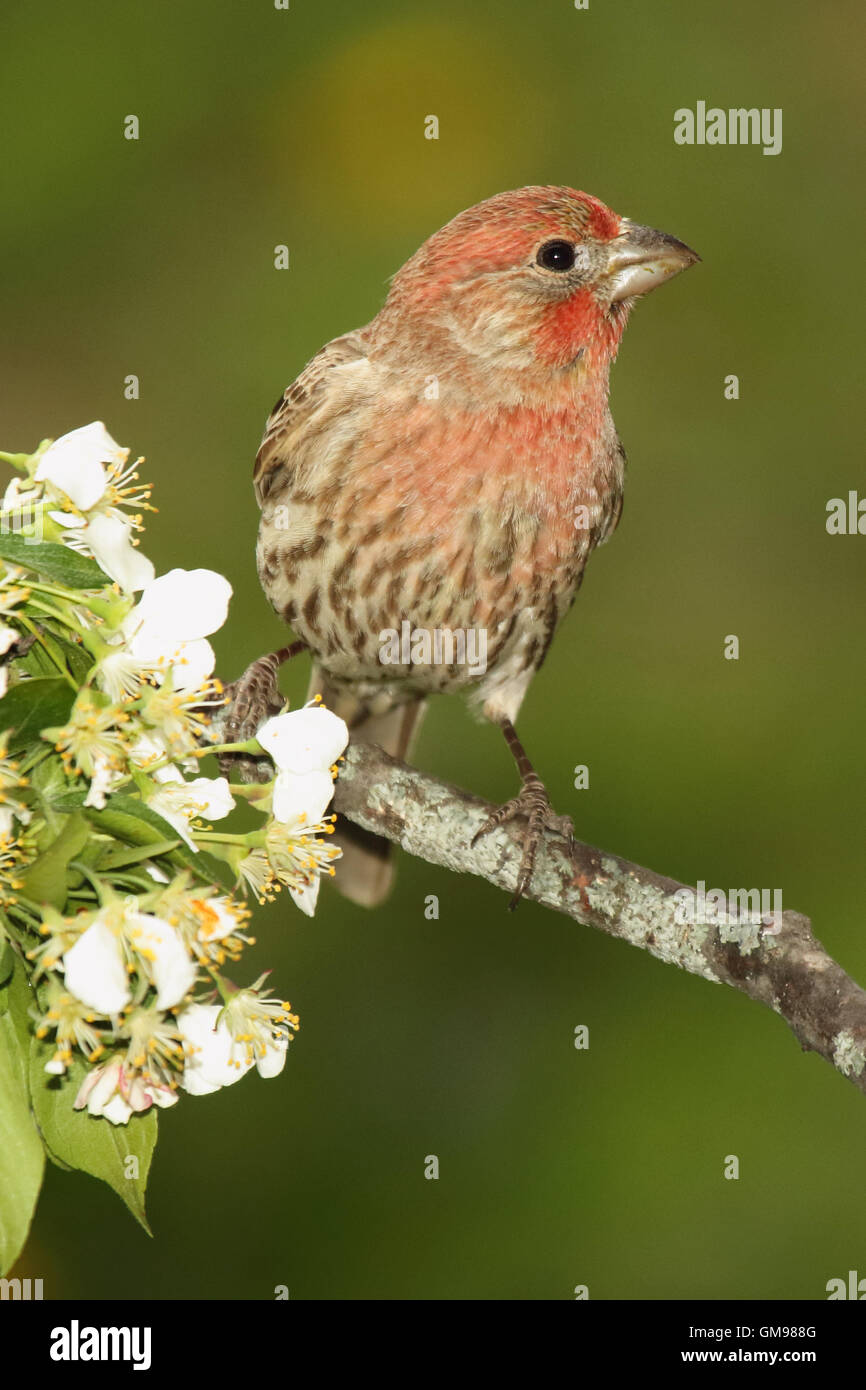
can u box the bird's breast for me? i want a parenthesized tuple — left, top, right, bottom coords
(256, 382, 624, 700)
(344, 390, 622, 578)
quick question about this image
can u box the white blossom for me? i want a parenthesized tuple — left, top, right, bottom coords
(177, 1002, 253, 1095)
(147, 775, 235, 851)
(221, 982, 297, 1077)
(178, 989, 294, 1095)
(256, 706, 348, 774)
(83, 752, 123, 810)
(35, 423, 156, 591)
(127, 912, 197, 1009)
(272, 768, 336, 825)
(0, 422, 333, 1121)
(73, 1056, 178, 1125)
(62, 919, 132, 1016)
(2, 475, 40, 515)
(257, 706, 348, 839)
(35, 422, 124, 511)
(71, 511, 154, 592)
(193, 896, 247, 944)
(288, 874, 320, 918)
(122, 568, 232, 691)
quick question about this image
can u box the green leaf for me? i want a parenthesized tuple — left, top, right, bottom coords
(30, 753, 72, 801)
(28, 750, 74, 838)
(0, 534, 109, 588)
(0, 938, 13, 990)
(19, 811, 90, 910)
(29, 1040, 156, 1235)
(169, 842, 237, 893)
(0, 956, 46, 1274)
(16, 638, 58, 679)
(97, 838, 181, 871)
(62, 642, 94, 685)
(39, 622, 95, 683)
(0, 677, 75, 752)
(47, 788, 87, 813)
(81, 797, 171, 847)
(84, 795, 236, 891)
(17, 624, 93, 684)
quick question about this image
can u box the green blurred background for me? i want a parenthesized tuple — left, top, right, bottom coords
(3, 0, 865, 1299)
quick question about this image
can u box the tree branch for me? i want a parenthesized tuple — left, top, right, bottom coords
(333, 742, 866, 1100)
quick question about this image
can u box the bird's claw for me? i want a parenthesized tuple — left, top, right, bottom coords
(216, 653, 286, 784)
(471, 781, 575, 909)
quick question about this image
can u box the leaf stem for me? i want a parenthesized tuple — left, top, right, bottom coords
(68, 859, 111, 907)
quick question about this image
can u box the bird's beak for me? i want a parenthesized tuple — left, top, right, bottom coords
(605, 218, 700, 302)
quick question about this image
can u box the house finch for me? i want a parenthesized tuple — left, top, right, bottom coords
(234, 186, 698, 906)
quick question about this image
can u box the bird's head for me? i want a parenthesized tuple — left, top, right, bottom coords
(379, 186, 699, 378)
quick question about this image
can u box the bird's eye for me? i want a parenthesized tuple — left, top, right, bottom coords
(536, 239, 577, 272)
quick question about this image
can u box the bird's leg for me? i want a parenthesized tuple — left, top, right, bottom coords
(217, 640, 308, 782)
(471, 719, 574, 909)
(223, 641, 308, 738)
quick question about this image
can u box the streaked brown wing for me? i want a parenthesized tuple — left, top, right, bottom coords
(253, 330, 368, 505)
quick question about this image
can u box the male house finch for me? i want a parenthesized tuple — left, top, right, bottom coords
(237, 186, 698, 906)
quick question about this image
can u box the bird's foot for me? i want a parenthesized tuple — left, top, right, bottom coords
(215, 642, 307, 783)
(471, 776, 574, 910)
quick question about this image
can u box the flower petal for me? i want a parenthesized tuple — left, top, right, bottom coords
(79, 512, 155, 592)
(146, 792, 198, 850)
(165, 638, 216, 693)
(177, 1003, 252, 1094)
(257, 707, 349, 774)
(181, 776, 235, 821)
(63, 921, 132, 1015)
(35, 422, 123, 511)
(132, 913, 197, 1009)
(272, 769, 335, 825)
(131, 568, 232, 644)
(289, 874, 320, 918)
(101, 1093, 134, 1125)
(194, 897, 241, 943)
(80, 1058, 124, 1113)
(255, 1033, 288, 1079)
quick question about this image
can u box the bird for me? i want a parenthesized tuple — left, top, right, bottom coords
(231, 186, 698, 908)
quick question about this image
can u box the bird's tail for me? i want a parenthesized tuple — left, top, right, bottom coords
(307, 664, 426, 907)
